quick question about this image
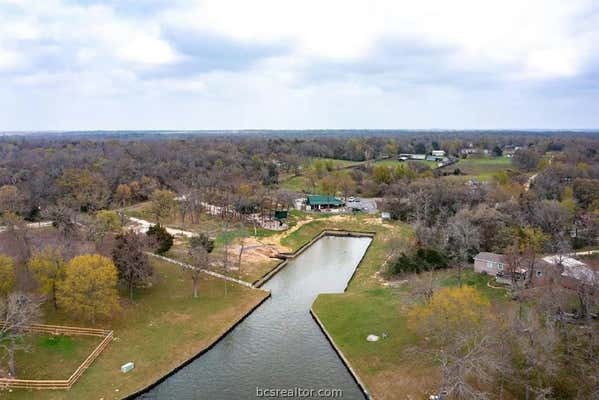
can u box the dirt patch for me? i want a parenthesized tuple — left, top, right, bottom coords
(366, 364, 439, 400)
(165, 312, 193, 323)
(231, 237, 282, 261)
(261, 217, 316, 251)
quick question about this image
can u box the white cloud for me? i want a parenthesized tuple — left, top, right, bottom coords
(0, 47, 24, 70)
(1, 0, 598, 129)
(0, 0, 180, 70)
(165, 0, 599, 80)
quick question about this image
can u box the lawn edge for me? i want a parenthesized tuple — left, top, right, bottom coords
(310, 308, 371, 400)
(121, 289, 271, 399)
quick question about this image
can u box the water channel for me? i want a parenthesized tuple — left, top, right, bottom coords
(139, 235, 372, 400)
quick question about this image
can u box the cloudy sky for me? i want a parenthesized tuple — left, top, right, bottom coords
(1, 0, 599, 130)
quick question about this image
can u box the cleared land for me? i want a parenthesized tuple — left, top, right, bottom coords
(2, 258, 268, 400)
(449, 156, 513, 181)
(124, 202, 283, 283)
(373, 159, 437, 169)
(279, 157, 364, 193)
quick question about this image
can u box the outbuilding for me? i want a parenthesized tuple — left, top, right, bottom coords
(306, 195, 345, 211)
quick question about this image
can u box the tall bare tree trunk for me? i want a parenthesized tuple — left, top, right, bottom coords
(192, 275, 199, 298)
(8, 338, 16, 377)
(52, 283, 58, 310)
(238, 238, 245, 277)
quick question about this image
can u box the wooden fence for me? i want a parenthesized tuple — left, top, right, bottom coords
(0, 323, 113, 390)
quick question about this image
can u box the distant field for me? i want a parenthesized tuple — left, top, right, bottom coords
(280, 161, 355, 193)
(280, 175, 311, 192)
(451, 156, 513, 180)
(374, 159, 437, 169)
(309, 157, 365, 168)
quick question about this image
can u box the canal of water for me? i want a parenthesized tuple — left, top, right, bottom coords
(139, 235, 372, 400)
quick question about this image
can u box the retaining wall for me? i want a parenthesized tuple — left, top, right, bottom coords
(253, 229, 375, 288)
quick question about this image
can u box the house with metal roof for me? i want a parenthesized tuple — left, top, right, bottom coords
(306, 195, 345, 211)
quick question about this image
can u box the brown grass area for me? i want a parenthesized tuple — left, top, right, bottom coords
(366, 364, 440, 400)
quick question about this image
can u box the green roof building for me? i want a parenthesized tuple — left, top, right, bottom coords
(306, 195, 345, 210)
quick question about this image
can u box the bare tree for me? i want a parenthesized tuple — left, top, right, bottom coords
(42, 204, 79, 255)
(507, 310, 560, 399)
(410, 266, 435, 304)
(0, 213, 32, 265)
(438, 331, 498, 400)
(112, 231, 153, 300)
(568, 325, 599, 399)
(446, 212, 480, 287)
(187, 245, 209, 298)
(0, 293, 41, 377)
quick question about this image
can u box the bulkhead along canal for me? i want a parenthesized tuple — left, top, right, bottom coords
(139, 235, 372, 400)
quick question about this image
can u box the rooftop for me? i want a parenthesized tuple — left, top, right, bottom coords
(306, 195, 345, 206)
(474, 252, 505, 263)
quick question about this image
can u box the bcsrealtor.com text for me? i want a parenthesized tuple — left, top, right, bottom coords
(256, 387, 344, 398)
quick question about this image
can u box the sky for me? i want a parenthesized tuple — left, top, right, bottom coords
(1, 0, 599, 130)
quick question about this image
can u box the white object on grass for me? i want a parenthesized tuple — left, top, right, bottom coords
(121, 362, 135, 373)
(366, 334, 380, 342)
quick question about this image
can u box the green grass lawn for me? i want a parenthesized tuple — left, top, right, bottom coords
(2, 258, 268, 400)
(452, 156, 513, 181)
(280, 175, 311, 192)
(309, 157, 365, 168)
(313, 267, 509, 399)
(14, 334, 102, 380)
(314, 288, 417, 372)
(374, 159, 437, 169)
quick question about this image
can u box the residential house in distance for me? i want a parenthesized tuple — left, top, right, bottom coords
(473, 252, 555, 286)
(305, 195, 345, 211)
(431, 150, 445, 157)
(474, 251, 598, 288)
(460, 147, 482, 156)
(502, 145, 520, 157)
(398, 153, 427, 161)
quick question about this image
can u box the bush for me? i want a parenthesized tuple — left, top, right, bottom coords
(147, 224, 174, 254)
(389, 247, 449, 275)
(189, 233, 215, 253)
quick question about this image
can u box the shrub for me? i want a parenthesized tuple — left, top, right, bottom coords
(189, 233, 215, 253)
(389, 247, 449, 275)
(147, 224, 174, 254)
